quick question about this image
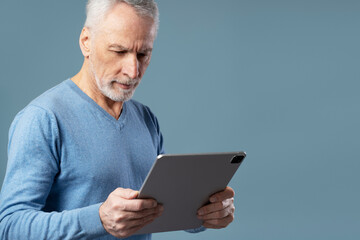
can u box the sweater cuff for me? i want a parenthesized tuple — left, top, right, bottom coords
(79, 203, 108, 238)
(185, 225, 207, 233)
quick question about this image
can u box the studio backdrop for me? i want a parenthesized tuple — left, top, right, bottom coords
(0, 0, 359, 239)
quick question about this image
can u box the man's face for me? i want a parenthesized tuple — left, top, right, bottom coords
(88, 3, 156, 102)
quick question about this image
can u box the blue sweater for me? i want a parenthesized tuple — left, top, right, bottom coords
(0, 79, 165, 239)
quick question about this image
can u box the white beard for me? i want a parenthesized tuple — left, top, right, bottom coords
(89, 60, 140, 102)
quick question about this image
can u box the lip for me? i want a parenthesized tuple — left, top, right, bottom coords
(114, 82, 133, 90)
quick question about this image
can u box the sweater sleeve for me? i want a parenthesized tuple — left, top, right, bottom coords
(0, 105, 107, 240)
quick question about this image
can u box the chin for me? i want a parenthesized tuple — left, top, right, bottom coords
(107, 90, 135, 102)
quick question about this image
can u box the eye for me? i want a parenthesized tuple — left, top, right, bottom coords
(137, 53, 147, 59)
(114, 50, 127, 55)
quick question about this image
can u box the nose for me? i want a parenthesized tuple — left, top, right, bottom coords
(123, 54, 139, 79)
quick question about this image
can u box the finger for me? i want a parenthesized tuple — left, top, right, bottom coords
(114, 215, 158, 238)
(198, 205, 234, 220)
(209, 186, 235, 203)
(119, 205, 164, 221)
(203, 214, 234, 229)
(113, 188, 139, 199)
(122, 215, 159, 237)
(197, 198, 233, 216)
(117, 211, 162, 232)
(130, 210, 163, 228)
(120, 198, 158, 211)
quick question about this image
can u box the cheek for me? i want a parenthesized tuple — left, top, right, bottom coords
(91, 52, 118, 77)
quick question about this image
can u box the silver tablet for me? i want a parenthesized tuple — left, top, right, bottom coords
(136, 151, 246, 234)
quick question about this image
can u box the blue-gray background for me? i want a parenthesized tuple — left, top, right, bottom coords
(1, 0, 359, 239)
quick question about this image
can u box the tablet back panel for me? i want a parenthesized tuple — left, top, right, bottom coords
(136, 151, 246, 234)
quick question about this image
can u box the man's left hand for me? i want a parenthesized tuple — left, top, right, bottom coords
(197, 186, 235, 229)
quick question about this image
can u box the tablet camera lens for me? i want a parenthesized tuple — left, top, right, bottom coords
(231, 155, 245, 164)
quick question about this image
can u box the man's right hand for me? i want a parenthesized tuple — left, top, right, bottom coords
(99, 187, 163, 238)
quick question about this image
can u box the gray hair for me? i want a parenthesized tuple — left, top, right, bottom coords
(84, 0, 159, 33)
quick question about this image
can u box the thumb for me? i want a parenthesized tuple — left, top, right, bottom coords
(114, 188, 139, 199)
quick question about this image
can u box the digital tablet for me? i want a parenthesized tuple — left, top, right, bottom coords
(136, 151, 246, 234)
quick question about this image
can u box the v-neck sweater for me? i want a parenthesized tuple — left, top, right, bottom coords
(0, 79, 165, 239)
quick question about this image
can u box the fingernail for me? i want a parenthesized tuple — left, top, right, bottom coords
(198, 209, 204, 215)
(210, 197, 217, 202)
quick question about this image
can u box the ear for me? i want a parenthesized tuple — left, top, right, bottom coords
(79, 27, 92, 58)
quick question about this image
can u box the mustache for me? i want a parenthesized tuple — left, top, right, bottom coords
(111, 78, 139, 86)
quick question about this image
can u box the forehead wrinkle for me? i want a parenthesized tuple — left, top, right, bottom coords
(108, 44, 128, 50)
(98, 24, 153, 48)
(108, 43, 153, 53)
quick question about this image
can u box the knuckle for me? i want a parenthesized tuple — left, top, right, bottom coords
(118, 201, 127, 211)
(116, 212, 126, 222)
(121, 205, 127, 211)
(150, 200, 157, 208)
(109, 202, 119, 211)
(114, 187, 124, 194)
(140, 200, 152, 210)
(134, 201, 143, 210)
(117, 223, 127, 231)
(108, 222, 117, 231)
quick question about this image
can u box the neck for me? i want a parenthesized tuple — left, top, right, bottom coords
(71, 60, 123, 120)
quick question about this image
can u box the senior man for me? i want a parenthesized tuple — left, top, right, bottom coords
(0, 0, 235, 239)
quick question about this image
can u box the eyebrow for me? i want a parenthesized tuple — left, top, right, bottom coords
(108, 44, 152, 53)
